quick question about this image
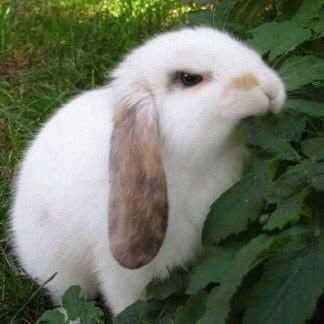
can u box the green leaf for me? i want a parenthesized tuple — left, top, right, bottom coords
(286, 99, 324, 117)
(301, 137, 324, 161)
(249, 21, 311, 60)
(311, 10, 324, 34)
(114, 300, 151, 324)
(187, 245, 240, 294)
(213, 0, 235, 29)
(199, 235, 275, 324)
(259, 139, 299, 160)
(203, 159, 269, 245)
(267, 161, 324, 202)
(113, 299, 170, 324)
(293, 0, 324, 24)
(273, 0, 301, 19)
(60, 286, 103, 323)
(175, 291, 208, 324)
(36, 310, 66, 324)
(189, 10, 213, 26)
(230, 0, 268, 27)
(79, 300, 104, 324)
(264, 189, 310, 231)
(310, 174, 324, 191)
(239, 113, 305, 160)
(279, 56, 324, 91)
(62, 286, 82, 320)
(272, 112, 307, 142)
(146, 270, 188, 300)
(243, 236, 324, 324)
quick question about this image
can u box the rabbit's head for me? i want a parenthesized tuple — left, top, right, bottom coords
(108, 27, 286, 269)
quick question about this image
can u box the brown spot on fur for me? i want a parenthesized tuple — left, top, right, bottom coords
(227, 73, 259, 91)
(108, 92, 168, 269)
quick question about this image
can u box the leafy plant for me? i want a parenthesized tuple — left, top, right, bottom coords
(37, 286, 104, 324)
(115, 0, 324, 323)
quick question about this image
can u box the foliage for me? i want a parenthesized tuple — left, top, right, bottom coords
(37, 286, 104, 323)
(1, 0, 323, 323)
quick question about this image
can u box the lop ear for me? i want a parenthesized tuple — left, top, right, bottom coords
(108, 84, 168, 269)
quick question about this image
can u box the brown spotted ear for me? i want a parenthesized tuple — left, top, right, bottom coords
(108, 87, 168, 269)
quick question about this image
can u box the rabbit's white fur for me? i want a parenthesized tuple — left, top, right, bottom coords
(11, 27, 285, 315)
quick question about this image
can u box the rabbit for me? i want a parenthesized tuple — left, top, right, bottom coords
(10, 27, 286, 315)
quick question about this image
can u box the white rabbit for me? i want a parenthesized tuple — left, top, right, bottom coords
(10, 27, 286, 315)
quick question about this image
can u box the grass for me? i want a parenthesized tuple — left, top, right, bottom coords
(0, 0, 181, 322)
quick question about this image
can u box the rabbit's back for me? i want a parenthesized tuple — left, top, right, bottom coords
(11, 87, 113, 299)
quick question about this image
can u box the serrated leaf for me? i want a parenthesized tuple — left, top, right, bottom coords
(203, 159, 269, 245)
(114, 300, 151, 324)
(62, 285, 82, 320)
(293, 0, 324, 24)
(199, 235, 274, 324)
(286, 99, 324, 117)
(264, 140, 299, 160)
(79, 300, 104, 324)
(187, 245, 240, 294)
(243, 236, 324, 324)
(249, 21, 311, 60)
(36, 310, 66, 324)
(60, 286, 103, 323)
(279, 55, 324, 91)
(271, 226, 314, 259)
(273, 112, 307, 141)
(267, 161, 324, 202)
(113, 299, 176, 324)
(146, 271, 188, 300)
(175, 291, 208, 324)
(264, 189, 310, 231)
(301, 137, 324, 161)
(239, 113, 305, 160)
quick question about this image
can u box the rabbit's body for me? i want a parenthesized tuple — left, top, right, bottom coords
(12, 87, 244, 313)
(11, 27, 286, 314)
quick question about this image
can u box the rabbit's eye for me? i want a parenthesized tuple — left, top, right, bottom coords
(177, 72, 203, 87)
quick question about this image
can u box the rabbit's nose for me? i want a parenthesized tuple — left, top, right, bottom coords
(264, 87, 286, 113)
(261, 71, 286, 113)
(264, 81, 279, 99)
(264, 91, 276, 110)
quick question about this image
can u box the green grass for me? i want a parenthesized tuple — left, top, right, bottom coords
(0, 0, 181, 322)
